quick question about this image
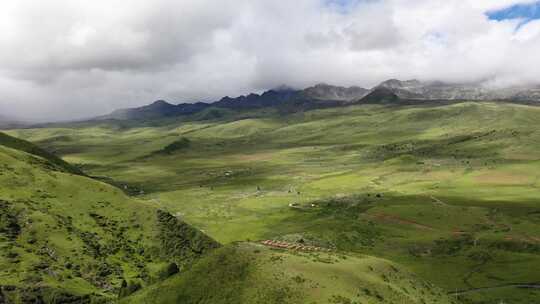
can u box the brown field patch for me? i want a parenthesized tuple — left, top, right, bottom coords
(233, 151, 275, 161)
(473, 172, 531, 185)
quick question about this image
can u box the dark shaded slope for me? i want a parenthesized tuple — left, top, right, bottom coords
(358, 87, 401, 103)
(105, 100, 209, 120)
(0, 132, 83, 175)
(157, 210, 220, 269)
(98, 84, 369, 121)
(0, 143, 220, 302)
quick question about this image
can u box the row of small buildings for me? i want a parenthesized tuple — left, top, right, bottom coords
(260, 240, 331, 252)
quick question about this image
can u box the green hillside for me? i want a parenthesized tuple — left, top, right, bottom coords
(124, 243, 455, 304)
(0, 132, 83, 175)
(5, 101, 540, 303)
(0, 132, 448, 304)
(0, 134, 219, 302)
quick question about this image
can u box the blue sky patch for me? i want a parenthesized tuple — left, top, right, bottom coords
(487, 1, 540, 29)
(325, 0, 374, 13)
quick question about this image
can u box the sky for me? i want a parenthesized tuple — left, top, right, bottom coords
(1, 0, 540, 121)
(487, 1, 540, 25)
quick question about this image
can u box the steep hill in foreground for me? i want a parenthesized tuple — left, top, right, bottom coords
(0, 132, 83, 175)
(0, 134, 219, 302)
(124, 243, 455, 304)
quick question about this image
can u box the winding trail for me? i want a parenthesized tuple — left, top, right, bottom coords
(429, 195, 448, 205)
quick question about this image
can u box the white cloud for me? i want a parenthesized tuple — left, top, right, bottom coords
(0, 0, 539, 120)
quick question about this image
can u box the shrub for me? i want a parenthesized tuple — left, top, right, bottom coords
(160, 138, 191, 154)
(118, 280, 142, 298)
(159, 262, 180, 279)
(156, 210, 220, 268)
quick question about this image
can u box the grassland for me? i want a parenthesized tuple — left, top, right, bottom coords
(6, 101, 540, 303)
(124, 243, 455, 304)
(0, 134, 219, 302)
(0, 131, 452, 303)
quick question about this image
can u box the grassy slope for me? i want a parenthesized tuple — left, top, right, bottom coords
(0, 132, 447, 304)
(7, 101, 540, 303)
(0, 132, 83, 175)
(125, 243, 454, 304)
(0, 136, 219, 302)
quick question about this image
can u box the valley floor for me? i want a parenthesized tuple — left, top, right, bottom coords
(6, 101, 540, 303)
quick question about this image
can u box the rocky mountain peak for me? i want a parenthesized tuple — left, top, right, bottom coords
(359, 87, 400, 103)
(150, 100, 173, 106)
(271, 84, 297, 92)
(378, 79, 422, 89)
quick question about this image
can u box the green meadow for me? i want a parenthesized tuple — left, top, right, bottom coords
(5, 101, 540, 303)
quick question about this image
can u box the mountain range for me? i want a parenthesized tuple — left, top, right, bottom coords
(0, 115, 26, 128)
(98, 79, 540, 120)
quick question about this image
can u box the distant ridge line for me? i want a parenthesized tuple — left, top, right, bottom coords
(91, 79, 540, 121)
